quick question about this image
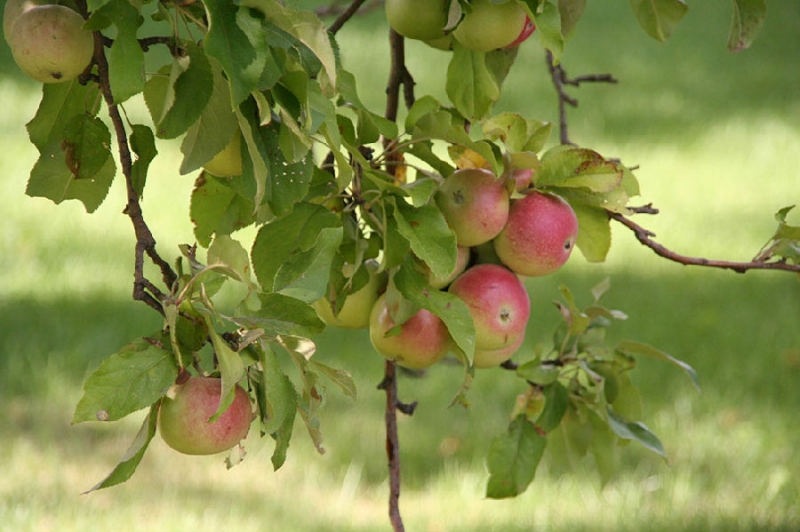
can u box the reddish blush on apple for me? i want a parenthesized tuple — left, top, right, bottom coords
(494, 191, 579, 277)
(448, 264, 530, 352)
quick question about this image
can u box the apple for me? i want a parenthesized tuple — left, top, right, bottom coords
(7, 4, 94, 83)
(452, 0, 528, 52)
(423, 34, 453, 51)
(427, 245, 471, 289)
(448, 264, 530, 351)
(510, 167, 534, 192)
(435, 168, 510, 247)
(3, 0, 46, 40)
(473, 333, 523, 369)
(369, 293, 451, 370)
(506, 16, 536, 48)
(494, 191, 579, 277)
(203, 132, 243, 176)
(313, 260, 386, 329)
(158, 377, 252, 456)
(385, 0, 448, 42)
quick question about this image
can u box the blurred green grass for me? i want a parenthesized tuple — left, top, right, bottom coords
(1, 1, 800, 530)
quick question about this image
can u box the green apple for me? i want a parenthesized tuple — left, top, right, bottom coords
(452, 0, 527, 52)
(7, 4, 94, 83)
(448, 264, 530, 351)
(435, 168, 510, 247)
(494, 191, 579, 277)
(369, 293, 451, 369)
(313, 260, 386, 330)
(203, 132, 243, 177)
(385, 0, 448, 41)
(158, 377, 252, 456)
(3, 0, 46, 40)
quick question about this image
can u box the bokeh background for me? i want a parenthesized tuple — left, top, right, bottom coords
(1, 1, 799, 530)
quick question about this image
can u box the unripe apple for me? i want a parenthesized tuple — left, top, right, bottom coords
(510, 167, 534, 192)
(313, 260, 386, 329)
(158, 377, 252, 456)
(448, 264, 530, 351)
(506, 16, 536, 48)
(369, 293, 451, 370)
(385, 0, 448, 42)
(7, 4, 94, 83)
(494, 191, 579, 277)
(452, 0, 528, 52)
(473, 333, 523, 369)
(203, 132, 243, 176)
(3, 0, 46, 40)
(435, 168, 510, 247)
(427, 245, 471, 289)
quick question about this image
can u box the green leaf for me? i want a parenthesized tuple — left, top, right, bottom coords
(535, 1, 566, 61)
(179, 59, 239, 175)
(485, 416, 546, 499)
(616, 339, 700, 392)
(393, 200, 458, 280)
(588, 410, 620, 485)
(516, 360, 561, 385)
(130, 124, 157, 197)
(537, 381, 569, 432)
(99, 0, 145, 103)
(206, 323, 246, 422)
(26, 141, 115, 213)
(72, 336, 178, 423)
(233, 293, 326, 338)
(62, 113, 112, 180)
(728, 0, 767, 52)
(446, 44, 500, 121)
(84, 403, 159, 492)
(394, 260, 476, 361)
(558, 0, 587, 38)
(537, 146, 623, 192)
(251, 203, 341, 291)
(274, 227, 343, 303)
(572, 203, 612, 263)
(190, 175, 257, 248)
(630, 0, 688, 42)
(208, 235, 253, 283)
(204, 1, 266, 104)
(310, 360, 357, 399)
(606, 407, 666, 458)
(27, 80, 101, 152)
(258, 344, 299, 435)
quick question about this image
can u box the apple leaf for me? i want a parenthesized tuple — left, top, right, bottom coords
(392, 200, 458, 281)
(129, 124, 157, 197)
(534, 1, 566, 62)
(728, 0, 767, 52)
(616, 339, 700, 392)
(179, 59, 239, 175)
(629, 0, 688, 42)
(99, 0, 145, 103)
(588, 410, 620, 486)
(537, 146, 623, 192)
(274, 227, 343, 303)
(571, 202, 612, 263)
(251, 202, 341, 291)
(537, 381, 569, 432)
(27, 80, 101, 152)
(72, 335, 178, 424)
(606, 407, 667, 458)
(310, 360, 357, 400)
(62, 113, 112, 180)
(206, 322, 246, 423)
(446, 44, 500, 122)
(394, 260, 476, 361)
(516, 360, 561, 386)
(208, 235, 253, 284)
(190, 175, 256, 248)
(558, 0, 588, 39)
(232, 293, 326, 338)
(257, 120, 315, 216)
(83, 402, 159, 493)
(485, 416, 547, 499)
(258, 343, 299, 435)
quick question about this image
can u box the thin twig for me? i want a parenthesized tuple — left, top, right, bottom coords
(327, 0, 369, 35)
(381, 361, 405, 532)
(609, 211, 800, 273)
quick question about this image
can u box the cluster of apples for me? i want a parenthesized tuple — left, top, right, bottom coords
(316, 167, 579, 370)
(385, 0, 536, 52)
(3, 0, 94, 84)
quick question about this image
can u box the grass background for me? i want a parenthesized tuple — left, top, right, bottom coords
(1, 1, 800, 530)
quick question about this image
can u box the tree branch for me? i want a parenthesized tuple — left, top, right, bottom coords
(379, 361, 406, 532)
(327, 0, 370, 35)
(609, 211, 800, 273)
(545, 50, 617, 145)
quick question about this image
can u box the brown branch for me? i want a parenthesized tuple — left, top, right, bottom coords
(327, 0, 369, 35)
(545, 50, 617, 145)
(92, 29, 177, 312)
(609, 211, 800, 274)
(380, 361, 405, 532)
(385, 29, 415, 124)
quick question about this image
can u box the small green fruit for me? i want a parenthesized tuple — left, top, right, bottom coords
(385, 0, 448, 41)
(203, 132, 243, 177)
(452, 0, 527, 52)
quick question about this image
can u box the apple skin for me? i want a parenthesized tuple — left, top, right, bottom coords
(313, 260, 386, 330)
(385, 0, 448, 42)
(448, 264, 530, 351)
(369, 293, 451, 370)
(452, 0, 527, 52)
(158, 377, 252, 456)
(473, 333, 524, 369)
(510, 167, 534, 192)
(7, 4, 94, 83)
(494, 191, 579, 277)
(506, 15, 536, 48)
(3, 0, 46, 41)
(435, 168, 510, 247)
(203, 132, 243, 176)
(427, 245, 471, 289)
